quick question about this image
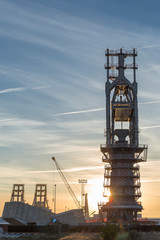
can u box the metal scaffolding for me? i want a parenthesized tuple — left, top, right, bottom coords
(99, 48, 148, 222)
(32, 184, 49, 208)
(10, 184, 25, 202)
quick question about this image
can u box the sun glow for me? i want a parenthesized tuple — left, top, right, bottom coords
(87, 178, 109, 213)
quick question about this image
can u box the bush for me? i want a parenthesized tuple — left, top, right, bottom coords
(102, 223, 119, 240)
(128, 230, 141, 240)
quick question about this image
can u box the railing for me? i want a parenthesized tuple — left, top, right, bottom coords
(104, 164, 111, 169)
(104, 172, 140, 178)
(101, 144, 148, 162)
(101, 143, 148, 149)
(105, 49, 137, 56)
(103, 183, 110, 187)
(104, 173, 111, 177)
(104, 163, 139, 169)
(112, 192, 141, 197)
(103, 153, 146, 162)
(103, 181, 140, 187)
(104, 63, 138, 69)
(112, 154, 134, 159)
(98, 201, 142, 207)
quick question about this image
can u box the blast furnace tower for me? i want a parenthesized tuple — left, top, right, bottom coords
(99, 48, 148, 222)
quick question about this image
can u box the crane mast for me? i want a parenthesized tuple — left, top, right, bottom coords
(52, 157, 81, 209)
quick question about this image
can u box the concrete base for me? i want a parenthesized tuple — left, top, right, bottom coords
(2, 202, 85, 226)
(2, 202, 54, 226)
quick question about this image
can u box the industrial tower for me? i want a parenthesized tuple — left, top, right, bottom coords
(10, 184, 25, 202)
(32, 184, 49, 208)
(99, 48, 148, 222)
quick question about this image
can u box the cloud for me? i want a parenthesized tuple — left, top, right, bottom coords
(27, 165, 104, 174)
(141, 125, 160, 130)
(0, 118, 45, 127)
(0, 87, 24, 94)
(0, 165, 104, 179)
(0, 86, 49, 94)
(54, 108, 105, 116)
(32, 86, 49, 90)
(141, 179, 160, 183)
(139, 101, 160, 105)
(138, 44, 160, 50)
(54, 99, 160, 117)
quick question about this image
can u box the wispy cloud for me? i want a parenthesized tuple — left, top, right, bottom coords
(0, 118, 45, 127)
(141, 125, 160, 130)
(142, 179, 160, 183)
(139, 100, 160, 105)
(0, 86, 49, 94)
(138, 44, 160, 50)
(0, 87, 24, 94)
(54, 100, 160, 117)
(27, 165, 103, 174)
(54, 108, 105, 116)
(32, 86, 49, 90)
(0, 165, 103, 179)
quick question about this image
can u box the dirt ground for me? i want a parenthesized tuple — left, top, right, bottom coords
(60, 232, 160, 240)
(0, 232, 160, 240)
(59, 233, 102, 240)
(141, 232, 160, 240)
(0, 233, 102, 240)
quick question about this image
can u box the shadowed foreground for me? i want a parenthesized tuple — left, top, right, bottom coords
(59, 233, 102, 240)
(0, 231, 160, 239)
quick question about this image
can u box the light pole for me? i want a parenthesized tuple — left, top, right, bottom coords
(52, 156, 57, 213)
(54, 184, 56, 213)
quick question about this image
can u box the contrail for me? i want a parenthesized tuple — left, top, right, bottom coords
(138, 44, 160, 50)
(55, 100, 160, 117)
(0, 87, 24, 94)
(0, 165, 104, 178)
(139, 100, 160, 105)
(26, 165, 104, 174)
(141, 125, 160, 130)
(31, 86, 49, 90)
(54, 108, 105, 116)
(0, 86, 49, 94)
(141, 179, 160, 183)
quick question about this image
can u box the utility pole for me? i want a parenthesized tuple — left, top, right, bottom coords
(54, 184, 56, 213)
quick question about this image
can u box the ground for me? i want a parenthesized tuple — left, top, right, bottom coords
(59, 233, 102, 240)
(0, 231, 160, 240)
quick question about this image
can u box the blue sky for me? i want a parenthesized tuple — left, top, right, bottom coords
(0, 0, 160, 216)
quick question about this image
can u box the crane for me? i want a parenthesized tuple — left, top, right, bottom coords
(52, 156, 81, 209)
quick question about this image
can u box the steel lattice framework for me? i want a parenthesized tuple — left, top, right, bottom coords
(99, 48, 148, 222)
(10, 184, 25, 202)
(32, 184, 49, 208)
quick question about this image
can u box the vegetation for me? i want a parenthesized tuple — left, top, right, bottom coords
(101, 223, 119, 240)
(128, 230, 141, 240)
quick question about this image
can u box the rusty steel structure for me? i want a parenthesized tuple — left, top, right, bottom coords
(10, 184, 25, 202)
(99, 48, 148, 222)
(32, 184, 49, 208)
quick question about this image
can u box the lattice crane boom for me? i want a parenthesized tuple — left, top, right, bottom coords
(52, 157, 81, 209)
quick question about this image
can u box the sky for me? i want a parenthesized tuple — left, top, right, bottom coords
(0, 0, 160, 217)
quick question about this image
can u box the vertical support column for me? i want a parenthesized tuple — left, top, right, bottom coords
(133, 81, 139, 146)
(54, 184, 56, 213)
(133, 48, 136, 82)
(133, 48, 138, 146)
(118, 48, 125, 78)
(106, 48, 111, 145)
